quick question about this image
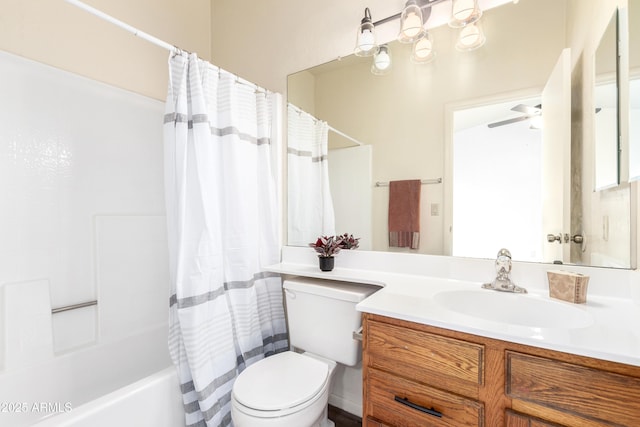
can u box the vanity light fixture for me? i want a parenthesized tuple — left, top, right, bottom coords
(371, 44, 392, 75)
(354, 8, 379, 57)
(361, 0, 492, 75)
(397, 0, 427, 43)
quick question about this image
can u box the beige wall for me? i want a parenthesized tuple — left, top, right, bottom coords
(210, 0, 402, 94)
(1, 0, 211, 100)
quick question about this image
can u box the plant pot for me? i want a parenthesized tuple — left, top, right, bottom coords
(318, 256, 335, 272)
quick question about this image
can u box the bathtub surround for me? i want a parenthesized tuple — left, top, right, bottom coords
(0, 49, 172, 426)
(164, 53, 288, 426)
(3, 279, 54, 369)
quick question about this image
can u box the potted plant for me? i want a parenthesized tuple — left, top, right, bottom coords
(338, 233, 360, 250)
(309, 234, 360, 271)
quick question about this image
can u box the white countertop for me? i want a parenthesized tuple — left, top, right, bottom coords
(267, 249, 640, 368)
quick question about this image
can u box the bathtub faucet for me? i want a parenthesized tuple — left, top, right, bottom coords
(482, 248, 527, 293)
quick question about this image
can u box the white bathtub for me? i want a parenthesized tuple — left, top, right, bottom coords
(32, 367, 184, 427)
(0, 325, 184, 427)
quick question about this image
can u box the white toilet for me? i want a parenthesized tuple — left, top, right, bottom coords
(231, 277, 377, 427)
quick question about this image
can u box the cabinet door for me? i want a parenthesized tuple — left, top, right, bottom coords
(505, 410, 565, 427)
(506, 351, 640, 425)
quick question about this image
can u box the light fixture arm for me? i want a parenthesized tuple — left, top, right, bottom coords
(362, 7, 373, 25)
(372, 0, 445, 26)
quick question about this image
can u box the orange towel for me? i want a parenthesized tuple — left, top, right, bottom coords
(388, 180, 421, 249)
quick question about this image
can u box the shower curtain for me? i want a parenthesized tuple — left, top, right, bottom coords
(164, 52, 288, 427)
(287, 103, 335, 246)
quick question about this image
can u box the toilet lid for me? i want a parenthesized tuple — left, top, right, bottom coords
(233, 351, 329, 411)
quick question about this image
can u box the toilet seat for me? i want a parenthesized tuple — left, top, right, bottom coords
(232, 351, 330, 418)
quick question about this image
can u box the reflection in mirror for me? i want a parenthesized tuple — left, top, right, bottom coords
(630, 0, 640, 180)
(286, 0, 632, 268)
(452, 96, 543, 262)
(594, 11, 619, 190)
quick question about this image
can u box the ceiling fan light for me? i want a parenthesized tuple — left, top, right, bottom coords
(398, 0, 426, 43)
(411, 33, 435, 64)
(355, 8, 379, 57)
(529, 115, 543, 129)
(455, 21, 486, 51)
(449, 0, 482, 28)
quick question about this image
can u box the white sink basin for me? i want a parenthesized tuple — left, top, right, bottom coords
(434, 290, 593, 329)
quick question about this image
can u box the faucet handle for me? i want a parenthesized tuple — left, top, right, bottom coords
(495, 248, 512, 275)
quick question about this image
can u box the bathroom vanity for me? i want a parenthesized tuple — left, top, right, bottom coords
(267, 247, 640, 427)
(362, 313, 640, 426)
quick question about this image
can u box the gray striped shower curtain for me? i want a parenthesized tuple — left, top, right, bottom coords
(163, 52, 288, 427)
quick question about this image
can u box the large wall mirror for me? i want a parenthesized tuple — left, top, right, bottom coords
(287, 0, 634, 269)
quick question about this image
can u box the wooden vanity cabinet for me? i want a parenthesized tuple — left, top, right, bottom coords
(362, 313, 640, 427)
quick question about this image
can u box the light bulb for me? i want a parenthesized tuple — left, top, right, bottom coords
(412, 34, 435, 63)
(456, 22, 485, 51)
(371, 45, 392, 75)
(359, 30, 376, 53)
(452, 0, 476, 21)
(402, 12, 422, 38)
(397, 2, 425, 43)
(375, 51, 390, 70)
(449, 0, 482, 28)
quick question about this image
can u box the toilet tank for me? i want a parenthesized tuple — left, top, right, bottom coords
(283, 277, 379, 366)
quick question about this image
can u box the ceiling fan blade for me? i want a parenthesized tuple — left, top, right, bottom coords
(487, 115, 529, 128)
(511, 104, 541, 115)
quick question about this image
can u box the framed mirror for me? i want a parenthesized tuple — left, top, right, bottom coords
(287, 0, 632, 268)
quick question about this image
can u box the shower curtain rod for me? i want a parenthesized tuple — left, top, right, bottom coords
(290, 104, 364, 147)
(65, 0, 272, 94)
(65, 0, 178, 53)
(328, 126, 364, 147)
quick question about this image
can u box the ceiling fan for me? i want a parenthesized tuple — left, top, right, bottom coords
(487, 104, 542, 129)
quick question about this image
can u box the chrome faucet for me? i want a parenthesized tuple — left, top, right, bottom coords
(482, 248, 527, 293)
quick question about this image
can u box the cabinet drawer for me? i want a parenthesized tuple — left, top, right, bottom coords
(366, 319, 484, 391)
(366, 368, 484, 427)
(506, 351, 640, 426)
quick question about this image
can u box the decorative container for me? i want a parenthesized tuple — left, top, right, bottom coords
(547, 270, 589, 304)
(319, 256, 335, 272)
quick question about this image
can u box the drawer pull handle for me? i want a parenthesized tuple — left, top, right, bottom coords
(394, 396, 443, 418)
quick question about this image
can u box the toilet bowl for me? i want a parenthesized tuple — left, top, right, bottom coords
(230, 278, 378, 427)
(231, 351, 337, 427)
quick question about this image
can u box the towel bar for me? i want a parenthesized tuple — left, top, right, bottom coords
(51, 300, 98, 314)
(375, 178, 442, 187)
